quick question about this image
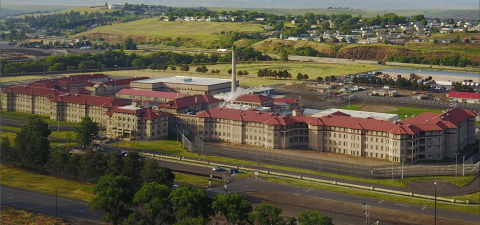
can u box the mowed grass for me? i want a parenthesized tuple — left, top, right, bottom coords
(1, 75, 45, 82)
(1, 205, 68, 225)
(1, 111, 78, 127)
(264, 176, 480, 214)
(336, 105, 443, 119)
(1, 126, 77, 148)
(78, 19, 264, 45)
(1, 165, 96, 202)
(404, 175, 478, 187)
(174, 173, 224, 187)
(104, 62, 382, 87)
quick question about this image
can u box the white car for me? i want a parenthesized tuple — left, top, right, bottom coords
(212, 166, 222, 171)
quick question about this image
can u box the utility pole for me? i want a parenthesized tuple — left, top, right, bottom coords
(434, 181, 437, 225)
(454, 152, 459, 176)
(176, 125, 179, 141)
(401, 157, 404, 179)
(363, 202, 369, 224)
(462, 155, 465, 176)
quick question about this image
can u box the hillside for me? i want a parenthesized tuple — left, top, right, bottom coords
(252, 39, 479, 63)
(78, 19, 265, 48)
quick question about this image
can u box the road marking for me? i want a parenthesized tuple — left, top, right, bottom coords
(378, 200, 384, 204)
(421, 206, 427, 211)
(306, 188, 312, 192)
(395, 203, 411, 208)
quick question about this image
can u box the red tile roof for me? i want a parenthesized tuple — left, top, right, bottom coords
(29, 74, 108, 88)
(117, 89, 186, 99)
(50, 93, 129, 108)
(1, 86, 67, 97)
(197, 108, 476, 135)
(108, 106, 169, 119)
(448, 91, 480, 100)
(273, 98, 297, 104)
(159, 95, 221, 109)
(235, 95, 274, 103)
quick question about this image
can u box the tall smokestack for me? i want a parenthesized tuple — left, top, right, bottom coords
(231, 45, 237, 94)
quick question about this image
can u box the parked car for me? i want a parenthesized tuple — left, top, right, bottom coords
(230, 168, 239, 174)
(212, 166, 222, 171)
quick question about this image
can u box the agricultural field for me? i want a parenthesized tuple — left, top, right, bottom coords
(105, 62, 386, 87)
(78, 19, 265, 48)
(12, 5, 118, 18)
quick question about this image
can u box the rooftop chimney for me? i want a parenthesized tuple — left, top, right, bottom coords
(231, 45, 237, 94)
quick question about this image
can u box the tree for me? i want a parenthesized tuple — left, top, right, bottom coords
(123, 151, 144, 183)
(149, 63, 157, 71)
(228, 69, 232, 74)
(303, 74, 309, 80)
(133, 182, 174, 225)
(212, 193, 252, 225)
(88, 175, 136, 225)
(49, 63, 65, 71)
(141, 158, 176, 185)
(75, 116, 99, 149)
(15, 115, 51, 171)
(169, 186, 213, 221)
(157, 64, 168, 71)
(279, 49, 288, 61)
(107, 151, 124, 176)
(249, 204, 283, 225)
(132, 59, 146, 70)
(66, 154, 82, 179)
(421, 19, 428, 26)
(298, 210, 333, 225)
(316, 77, 323, 82)
(170, 66, 177, 71)
(45, 147, 70, 177)
(174, 217, 207, 225)
(80, 149, 106, 182)
(237, 70, 244, 76)
(180, 64, 190, 72)
(243, 70, 249, 76)
(329, 75, 336, 81)
(1, 137, 17, 166)
(296, 73, 304, 81)
(122, 37, 137, 50)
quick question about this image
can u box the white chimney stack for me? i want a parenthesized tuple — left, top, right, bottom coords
(231, 45, 237, 94)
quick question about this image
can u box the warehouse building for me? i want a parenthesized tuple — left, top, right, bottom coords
(379, 69, 479, 83)
(130, 76, 239, 95)
(448, 91, 480, 104)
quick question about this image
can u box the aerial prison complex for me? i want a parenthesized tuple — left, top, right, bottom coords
(2, 74, 477, 164)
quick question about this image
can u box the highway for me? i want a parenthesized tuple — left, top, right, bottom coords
(156, 159, 479, 224)
(1, 159, 478, 225)
(1, 186, 101, 223)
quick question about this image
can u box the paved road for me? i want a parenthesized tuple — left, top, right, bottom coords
(1, 186, 101, 222)
(156, 158, 479, 224)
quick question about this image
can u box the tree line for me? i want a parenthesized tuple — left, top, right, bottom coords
(1, 47, 270, 74)
(257, 69, 292, 79)
(90, 175, 333, 225)
(0, 115, 175, 185)
(387, 54, 477, 67)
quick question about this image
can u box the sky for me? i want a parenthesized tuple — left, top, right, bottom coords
(3, 0, 479, 9)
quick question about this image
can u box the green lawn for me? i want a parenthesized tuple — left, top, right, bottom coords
(174, 173, 224, 187)
(104, 62, 382, 87)
(336, 105, 443, 119)
(446, 192, 480, 203)
(403, 175, 478, 187)
(1, 165, 95, 202)
(1, 111, 78, 127)
(1, 75, 45, 82)
(264, 176, 479, 214)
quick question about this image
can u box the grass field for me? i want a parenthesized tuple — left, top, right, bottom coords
(78, 19, 264, 47)
(1, 205, 68, 225)
(1, 165, 95, 202)
(13, 5, 118, 18)
(105, 62, 383, 87)
(1, 111, 79, 127)
(1, 75, 45, 82)
(336, 105, 443, 119)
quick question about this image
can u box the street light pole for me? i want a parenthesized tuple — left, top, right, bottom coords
(454, 152, 459, 176)
(401, 157, 404, 179)
(176, 124, 179, 141)
(55, 188, 58, 217)
(182, 130, 185, 148)
(434, 181, 437, 225)
(462, 155, 465, 176)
